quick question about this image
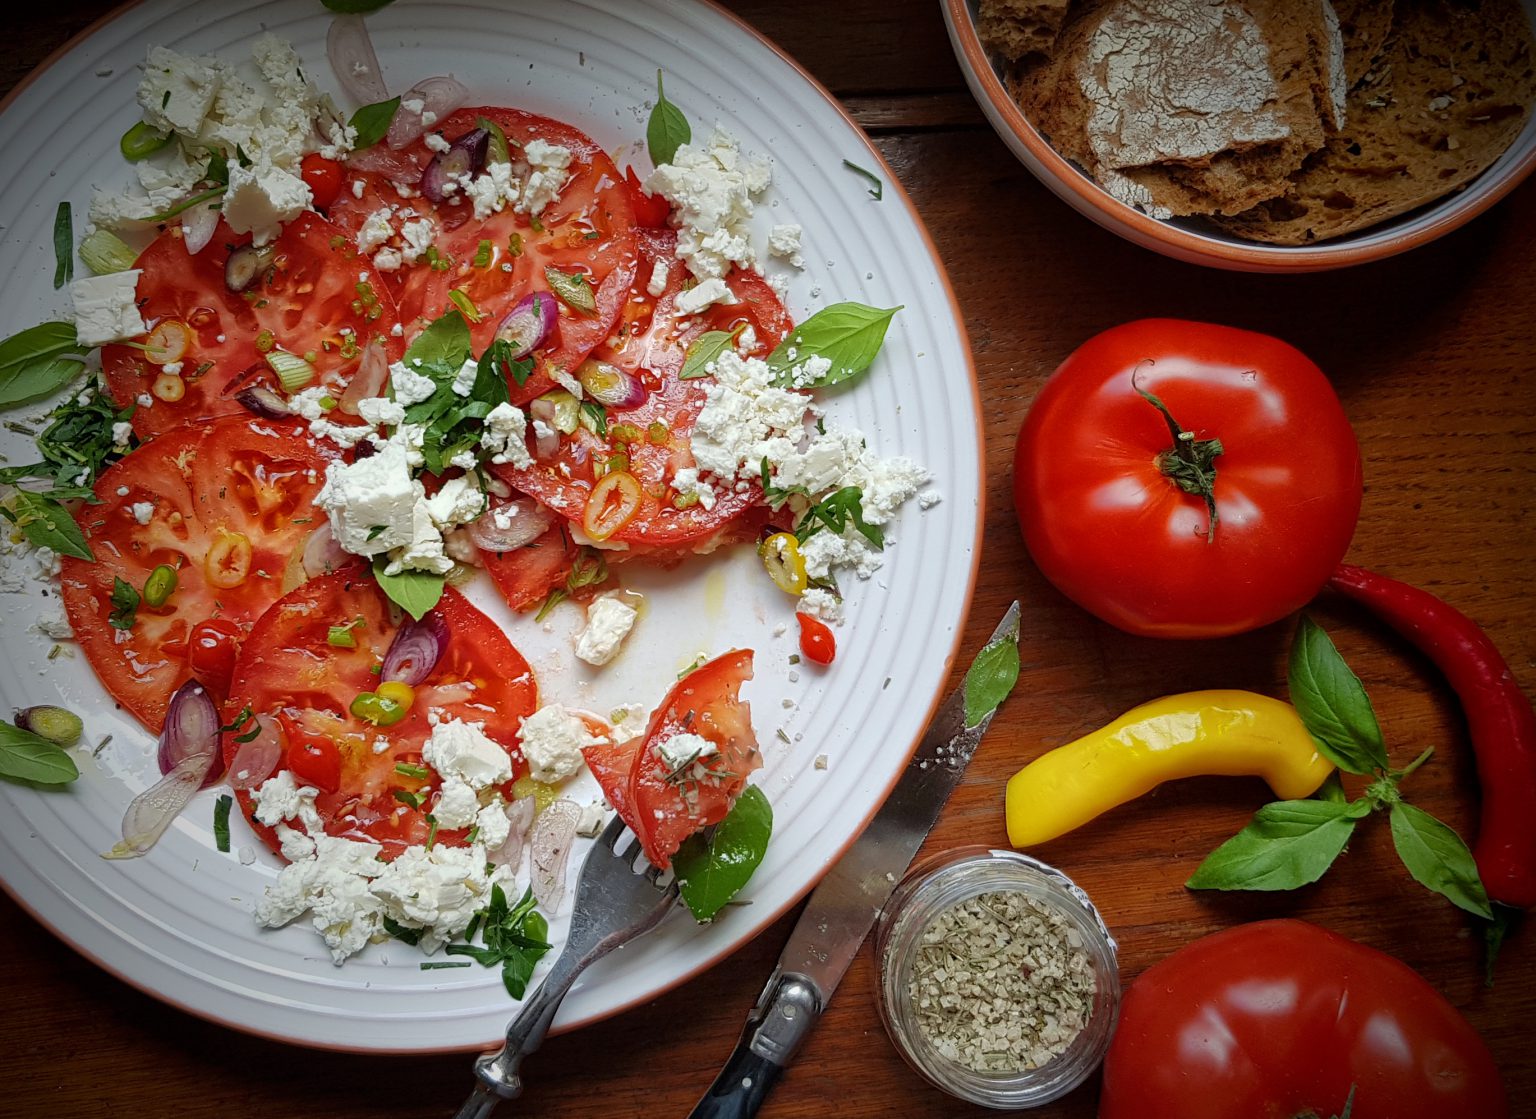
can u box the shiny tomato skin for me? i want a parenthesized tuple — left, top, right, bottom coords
(225, 570, 539, 860)
(623, 166, 671, 228)
(60, 416, 334, 730)
(1099, 920, 1507, 1119)
(300, 153, 343, 210)
(478, 524, 578, 613)
(796, 612, 835, 665)
(1013, 320, 1361, 638)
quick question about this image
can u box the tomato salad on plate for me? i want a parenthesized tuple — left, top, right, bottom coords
(0, 23, 936, 977)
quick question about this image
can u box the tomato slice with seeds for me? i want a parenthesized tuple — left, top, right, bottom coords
(490, 230, 794, 549)
(102, 211, 404, 441)
(330, 107, 639, 402)
(478, 524, 579, 613)
(225, 570, 538, 860)
(59, 416, 335, 731)
(584, 650, 758, 869)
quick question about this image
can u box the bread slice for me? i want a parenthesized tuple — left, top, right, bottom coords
(1211, 0, 1536, 244)
(1013, 0, 1346, 217)
(977, 0, 1075, 61)
(1332, 0, 1396, 88)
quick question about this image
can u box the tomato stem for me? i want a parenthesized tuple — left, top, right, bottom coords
(1135, 383, 1223, 543)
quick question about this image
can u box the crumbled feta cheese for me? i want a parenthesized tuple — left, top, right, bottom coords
(432, 776, 480, 830)
(799, 586, 844, 623)
(356, 396, 405, 428)
(223, 161, 313, 246)
(398, 217, 436, 264)
(688, 351, 810, 483)
(647, 258, 670, 297)
(670, 466, 716, 511)
(646, 125, 770, 280)
(251, 770, 318, 827)
(674, 276, 738, 316)
(481, 402, 533, 468)
(369, 843, 505, 953)
(768, 223, 805, 267)
(423, 473, 486, 530)
(111, 422, 133, 446)
(372, 246, 403, 272)
(463, 161, 516, 221)
(423, 132, 451, 153)
(517, 139, 573, 216)
(656, 732, 717, 772)
(517, 705, 607, 784)
(450, 358, 479, 397)
(475, 796, 513, 850)
(574, 594, 638, 667)
(423, 718, 514, 790)
(137, 46, 223, 135)
(70, 271, 145, 347)
(129, 501, 154, 525)
(389, 361, 437, 406)
(315, 441, 424, 557)
(575, 802, 608, 837)
(356, 207, 395, 254)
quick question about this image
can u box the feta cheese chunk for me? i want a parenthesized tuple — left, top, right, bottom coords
(481, 402, 533, 468)
(137, 46, 223, 136)
(656, 732, 718, 772)
(431, 776, 480, 830)
(70, 271, 145, 347)
(517, 705, 607, 784)
(389, 361, 437, 406)
(423, 717, 514, 790)
(574, 594, 638, 666)
(223, 161, 313, 246)
(517, 139, 573, 216)
(251, 769, 319, 827)
(646, 124, 771, 280)
(315, 441, 423, 557)
(674, 276, 738, 317)
(767, 223, 804, 268)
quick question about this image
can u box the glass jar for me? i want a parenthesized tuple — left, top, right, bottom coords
(874, 847, 1120, 1109)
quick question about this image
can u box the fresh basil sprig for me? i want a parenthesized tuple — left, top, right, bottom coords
(673, 785, 773, 922)
(0, 719, 79, 785)
(767, 302, 901, 389)
(443, 884, 552, 999)
(53, 202, 73, 290)
(396, 311, 522, 473)
(647, 70, 690, 167)
(1188, 617, 1492, 920)
(1, 490, 94, 561)
(963, 630, 1022, 729)
(349, 95, 402, 152)
(0, 384, 134, 491)
(0, 322, 88, 410)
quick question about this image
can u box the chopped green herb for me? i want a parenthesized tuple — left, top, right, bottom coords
(424, 813, 439, 850)
(327, 617, 366, 647)
(448, 289, 482, 323)
(213, 794, 233, 852)
(52, 202, 72, 290)
(579, 400, 608, 437)
(146, 186, 227, 225)
(796, 487, 883, 549)
(534, 588, 568, 622)
(444, 884, 551, 999)
(107, 576, 140, 630)
(842, 159, 884, 200)
(382, 915, 423, 944)
(472, 239, 493, 269)
(420, 960, 472, 970)
(392, 788, 426, 811)
(394, 762, 431, 780)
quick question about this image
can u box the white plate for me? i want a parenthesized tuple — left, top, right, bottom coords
(0, 0, 981, 1051)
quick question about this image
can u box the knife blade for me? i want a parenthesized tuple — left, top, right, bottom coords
(687, 600, 1022, 1119)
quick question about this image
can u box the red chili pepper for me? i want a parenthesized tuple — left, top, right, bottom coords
(1329, 564, 1536, 909)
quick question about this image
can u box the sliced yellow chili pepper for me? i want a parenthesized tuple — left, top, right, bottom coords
(759, 531, 808, 596)
(1005, 690, 1334, 848)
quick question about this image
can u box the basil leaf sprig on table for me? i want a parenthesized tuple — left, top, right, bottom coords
(1188, 617, 1492, 921)
(768, 302, 901, 389)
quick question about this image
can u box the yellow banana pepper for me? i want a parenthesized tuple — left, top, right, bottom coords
(1005, 689, 1333, 848)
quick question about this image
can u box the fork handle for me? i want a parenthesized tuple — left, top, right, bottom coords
(466, 952, 580, 1106)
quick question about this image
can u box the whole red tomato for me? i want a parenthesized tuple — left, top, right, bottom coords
(1099, 920, 1507, 1119)
(1013, 320, 1361, 638)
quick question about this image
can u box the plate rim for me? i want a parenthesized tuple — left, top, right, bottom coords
(0, 0, 986, 1053)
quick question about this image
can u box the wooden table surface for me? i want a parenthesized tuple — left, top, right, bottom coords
(4, 2, 1534, 1116)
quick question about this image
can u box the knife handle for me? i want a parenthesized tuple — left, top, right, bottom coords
(687, 971, 821, 1119)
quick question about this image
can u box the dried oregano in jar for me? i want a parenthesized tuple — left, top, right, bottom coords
(907, 889, 1096, 1073)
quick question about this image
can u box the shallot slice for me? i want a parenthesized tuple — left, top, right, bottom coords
(528, 397, 561, 459)
(345, 144, 424, 182)
(488, 796, 536, 868)
(181, 196, 220, 256)
(326, 13, 389, 105)
(381, 611, 449, 685)
(387, 76, 469, 149)
(531, 798, 582, 912)
(103, 750, 219, 859)
(157, 680, 223, 788)
(467, 499, 555, 553)
(234, 385, 290, 419)
(420, 127, 489, 203)
(302, 521, 349, 579)
(495, 293, 557, 360)
(336, 337, 390, 415)
(227, 714, 284, 791)
(576, 359, 647, 409)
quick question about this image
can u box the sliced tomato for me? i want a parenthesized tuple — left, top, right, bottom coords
(478, 524, 579, 612)
(623, 166, 671, 229)
(102, 211, 404, 440)
(59, 417, 335, 731)
(584, 650, 757, 869)
(225, 571, 539, 860)
(300, 153, 344, 211)
(490, 230, 794, 548)
(330, 107, 639, 402)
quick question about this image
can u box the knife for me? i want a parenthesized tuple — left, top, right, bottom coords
(687, 600, 1023, 1119)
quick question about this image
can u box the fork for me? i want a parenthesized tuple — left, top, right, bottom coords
(451, 815, 679, 1119)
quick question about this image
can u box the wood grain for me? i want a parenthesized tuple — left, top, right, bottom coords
(3, 2, 1534, 1117)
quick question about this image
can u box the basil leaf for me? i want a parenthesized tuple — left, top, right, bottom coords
(679, 328, 740, 380)
(213, 793, 233, 853)
(53, 201, 73, 290)
(2, 490, 94, 561)
(108, 575, 140, 629)
(0, 720, 79, 785)
(403, 309, 472, 374)
(371, 558, 444, 620)
(0, 321, 88, 410)
(767, 303, 901, 389)
(1186, 797, 1371, 891)
(673, 785, 773, 922)
(963, 633, 1021, 729)
(349, 95, 402, 152)
(543, 267, 596, 314)
(1287, 617, 1389, 776)
(323, 0, 396, 9)
(647, 70, 691, 167)
(1389, 801, 1493, 919)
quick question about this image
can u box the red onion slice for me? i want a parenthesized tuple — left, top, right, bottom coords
(531, 798, 582, 911)
(345, 144, 425, 183)
(420, 128, 488, 203)
(235, 385, 291, 419)
(228, 714, 284, 791)
(381, 611, 449, 685)
(336, 337, 390, 415)
(103, 750, 220, 859)
(467, 499, 555, 553)
(302, 521, 349, 579)
(326, 13, 389, 105)
(387, 77, 469, 150)
(576, 360, 648, 409)
(181, 197, 219, 256)
(157, 680, 223, 788)
(495, 293, 557, 360)
(488, 796, 536, 868)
